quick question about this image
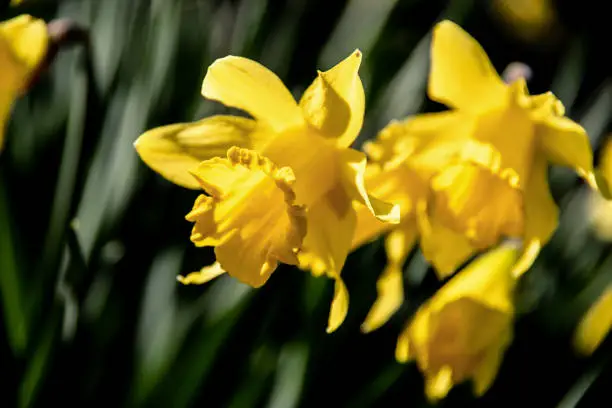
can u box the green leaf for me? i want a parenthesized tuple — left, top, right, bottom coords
(0, 176, 28, 355)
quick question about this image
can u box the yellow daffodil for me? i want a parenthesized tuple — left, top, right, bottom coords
(134, 50, 399, 332)
(356, 20, 601, 284)
(395, 242, 520, 401)
(0, 14, 48, 153)
(588, 138, 612, 241)
(573, 284, 612, 355)
(490, 0, 558, 42)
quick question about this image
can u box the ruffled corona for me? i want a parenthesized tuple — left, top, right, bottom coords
(184, 147, 306, 287)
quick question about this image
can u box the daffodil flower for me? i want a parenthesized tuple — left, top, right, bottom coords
(491, 0, 558, 42)
(395, 242, 520, 401)
(0, 14, 48, 153)
(573, 284, 612, 355)
(355, 20, 603, 289)
(135, 50, 400, 332)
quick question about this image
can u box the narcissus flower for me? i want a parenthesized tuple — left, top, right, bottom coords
(134, 50, 399, 332)
(490, 0, 558, 42)
(0, 14, 48, 152)
(573, 284, 612, 355)
(395, 243, 520, 401)
(588, 138, 612, 241)
(357, 20, 603, 282)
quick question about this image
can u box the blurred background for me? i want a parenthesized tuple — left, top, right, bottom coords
(1, 0, 611, 406)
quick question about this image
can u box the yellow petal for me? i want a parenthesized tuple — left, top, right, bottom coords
(351, 162, 425, 250)
(416, 201, 476, 278)
(573, 285, 612, 355)
(299, 50, 364, 147)
(429, 20, 507, 111)
(518, 154, 558, 276)
(0, 90, 17, 152)
(261, 127, 339, 207)
(511, 239, 541, 279)
(432, 243, 520, 314)
(327, 277, 349, 334)
(425, 366, 454, 402)
(364, 111, 470, 168)
(470, 90, 536, 188)
(361, 225, 417, 333)
(299, 185, 355, 277)
(297, 185, 356, 332)
(134, 115, 259, 189)
(594, 137, 612, 200)
(396, 307, 430, 364)
(201, 56, 303, 132)
(177, 262, 226, 285)
(431, 162, 524, 248)
(472, 328, 512, 396)
(395, 112, 478, 182)
(537, 115, 595, 185)
(0, 14, 48, 92)
(339, 148, 400, 223)
(186, 147, 306, 287)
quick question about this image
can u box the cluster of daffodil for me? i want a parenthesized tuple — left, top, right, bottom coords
(3, 10, 612, 401)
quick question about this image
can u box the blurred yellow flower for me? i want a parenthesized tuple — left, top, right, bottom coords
(357, 20, 600, 282)
(491, 0, 558, 42)
(573, 285, 612, 355)
(395, 243, 520, 401)
(588, 137, 612, 240)
(0, 14, 48, 152)
(135, 50, 400, 333)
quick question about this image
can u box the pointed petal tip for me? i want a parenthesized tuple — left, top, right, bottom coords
(360, 322, 374, 334)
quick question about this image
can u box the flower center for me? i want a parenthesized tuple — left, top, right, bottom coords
(263, 128, 339, 207)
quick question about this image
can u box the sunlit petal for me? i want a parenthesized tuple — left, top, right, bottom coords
(299, 50, 364, 147)
(201, 56, 303, 132)
(429, 20, 507, 111)
(298, 185, 356, 332)
(361, 225, 417, 333)
(352, 162, 424, 249)
(339, 148, 400, 223)
(134, 115, 259, 189)
(573, 285, 612, 355)
(537, 115, 596, 186)
(177, 262, 226, 285)
(517, 154, 558, 277)
(0, 14, 48, 89)
(328, 277, 349, 333)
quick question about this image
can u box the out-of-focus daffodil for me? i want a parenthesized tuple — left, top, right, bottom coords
(491, 0, 558, 42)
(357, 20, 602, 282)
(573, 285, 612, 355)
(395, 242, 520, 401)
(588, 138, 612, 240)
(134, 50, 400, 333)
(0, 14, 48, 152)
